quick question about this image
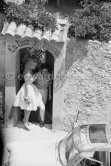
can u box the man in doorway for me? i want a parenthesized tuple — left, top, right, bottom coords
(34, 64, 52, 127)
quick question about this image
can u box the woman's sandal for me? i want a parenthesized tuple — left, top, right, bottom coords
(23, 120, 30, 131)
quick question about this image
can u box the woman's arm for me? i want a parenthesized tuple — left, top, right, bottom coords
(24, 83, 28, 97)
(23, 73, 31, 104)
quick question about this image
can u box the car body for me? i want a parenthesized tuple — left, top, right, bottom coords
(6, 124, 111, 166)
(57, 124, 111, 166)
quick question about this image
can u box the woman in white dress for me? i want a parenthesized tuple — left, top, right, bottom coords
(13, 60, 45, 129)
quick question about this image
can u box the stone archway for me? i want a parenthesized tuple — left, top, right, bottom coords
(15, 47, 54, 125)
(5, 36, 66, 130)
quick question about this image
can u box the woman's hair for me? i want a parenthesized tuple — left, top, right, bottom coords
(25, 59, 37, 69)
(23, 59, 37, 75)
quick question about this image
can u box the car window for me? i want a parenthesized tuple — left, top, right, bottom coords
(89, 124, 108, 143)
(58, 132, 78, 166)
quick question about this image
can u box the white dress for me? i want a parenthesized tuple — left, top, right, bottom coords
(13, 72, 45, 111)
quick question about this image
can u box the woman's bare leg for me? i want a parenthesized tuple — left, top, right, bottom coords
(39, 99, 45, 127)
(24, 110, 31, 125)
(39, 108, 45, 122)
(13, 107, 21, 126)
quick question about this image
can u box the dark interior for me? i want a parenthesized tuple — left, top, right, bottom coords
(19, 47, 54, 124)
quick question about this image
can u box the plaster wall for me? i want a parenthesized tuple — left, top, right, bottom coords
(0, 35, 5, 87)
(0, 35, 5, 118)
(52, 44, 66, 130)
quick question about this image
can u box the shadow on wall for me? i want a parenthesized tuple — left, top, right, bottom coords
(54, 59, 65, 92)
(65, 38, 88, 73)
(53, 38, 88, 93)
(0, 13, 5, 33)
(54, 38, 88, 93)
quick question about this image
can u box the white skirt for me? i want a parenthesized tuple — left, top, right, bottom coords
(13, 84, 45, 111)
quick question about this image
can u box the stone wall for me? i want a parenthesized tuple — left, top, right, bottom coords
(63, 38, 111, 132)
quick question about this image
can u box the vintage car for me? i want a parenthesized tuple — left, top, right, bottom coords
(58, 123, 111, 166)
(6, 124, 111, 166)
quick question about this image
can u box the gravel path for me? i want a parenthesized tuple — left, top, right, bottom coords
(2, 122, 67, 166)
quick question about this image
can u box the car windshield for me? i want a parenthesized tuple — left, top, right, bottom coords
(89, 124, 108, 143)
(58, 132, 78, 166)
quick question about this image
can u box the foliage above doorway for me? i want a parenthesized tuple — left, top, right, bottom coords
(68, 0, 111, 42)
(20, 47, 46, 72)
(3, 0, 58, 33)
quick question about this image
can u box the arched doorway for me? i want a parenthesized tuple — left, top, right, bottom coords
(16, 47, 54, 126)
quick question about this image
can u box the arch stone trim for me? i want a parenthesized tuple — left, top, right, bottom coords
(7, 37, 62, 58)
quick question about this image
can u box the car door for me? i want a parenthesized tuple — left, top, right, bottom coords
(93, 151, 111, 166)
(67, 154, 103, 166)
(76, 157, 103, 166)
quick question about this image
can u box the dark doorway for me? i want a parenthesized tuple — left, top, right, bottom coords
(18, 47, 54, 125)
(44, 50, 54, 124)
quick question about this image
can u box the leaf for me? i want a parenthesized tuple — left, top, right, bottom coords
(4, 0, 57, 32)
(68, 0, 111, 42)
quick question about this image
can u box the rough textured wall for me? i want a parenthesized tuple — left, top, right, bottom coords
(63, 38, 111, 132)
